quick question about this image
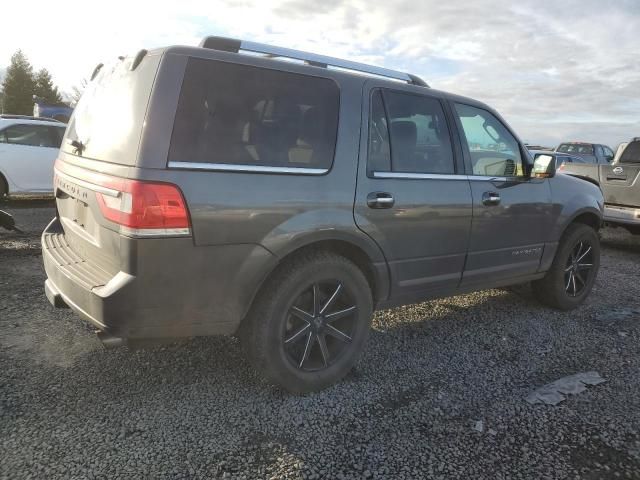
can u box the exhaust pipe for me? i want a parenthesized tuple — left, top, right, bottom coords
(97, 331, 126, 349)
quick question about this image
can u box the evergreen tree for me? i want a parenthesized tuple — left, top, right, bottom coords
(1, 50, 36, 115)
(34, 68, 63, 105)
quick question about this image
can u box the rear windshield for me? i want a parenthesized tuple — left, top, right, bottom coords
(619, 141, 640, 163)
(168, 58, 340, 170)
(557, 143, 594, 154)
(62, 53, 161, 165)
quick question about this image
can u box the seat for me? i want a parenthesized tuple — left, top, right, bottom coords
(390, 121, 419, 172)
(289, 107, 326, 165)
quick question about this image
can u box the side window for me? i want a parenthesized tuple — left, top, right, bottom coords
(368, 90, 391, 172)
(3, 124, 58, 148)
(454, 103, 524, 177)
(169, 58, 340, 170)
(603, 146, 614, 161)
(368, 90, 455, 174)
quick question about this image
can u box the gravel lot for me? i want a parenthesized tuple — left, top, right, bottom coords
(1, 199, 639, 479)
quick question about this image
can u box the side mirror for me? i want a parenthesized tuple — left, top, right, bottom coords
(532, 154, 556, 178)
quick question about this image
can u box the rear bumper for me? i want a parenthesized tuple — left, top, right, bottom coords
(604, 205, 640, 226)
(42, 217, 277, 339)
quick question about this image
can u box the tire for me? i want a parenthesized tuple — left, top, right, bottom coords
(532, 223, 600, 311)
(240, 252, 373, 393)
(0, 175, 7, 200)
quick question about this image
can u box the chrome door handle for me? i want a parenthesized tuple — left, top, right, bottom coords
(482, 191, 501, 206)
(367, 192, 395, 209)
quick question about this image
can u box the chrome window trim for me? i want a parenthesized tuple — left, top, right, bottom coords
(372, 171, 511, 182)
(372, 171, 464, 180)
(167, 161, 328, 175)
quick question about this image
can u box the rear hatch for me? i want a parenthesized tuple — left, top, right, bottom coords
(51, 52, 166, 285)
(601, 140, 640, 207)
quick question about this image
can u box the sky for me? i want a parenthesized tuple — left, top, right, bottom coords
(1, 0, 639, 148)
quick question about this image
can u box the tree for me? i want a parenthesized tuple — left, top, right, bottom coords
(34, 68, 63, 105)
(1, 50, 36, 115)
(68, 79, 87, 107)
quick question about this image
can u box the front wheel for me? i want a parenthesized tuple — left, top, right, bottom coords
(532, 223, 600, 310)
(240, 252, 373, 393)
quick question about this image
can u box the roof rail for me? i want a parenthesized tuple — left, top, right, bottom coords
(199, 36, 429, 87)
(0, 114, 63, 123)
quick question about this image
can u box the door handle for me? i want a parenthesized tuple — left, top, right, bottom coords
(482, 191, 501, 206)
(367, 192, 395, 209)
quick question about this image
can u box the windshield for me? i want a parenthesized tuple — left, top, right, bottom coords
(619, 141, 640, 164)
(63, 52, 160, 165)
(557, 143, 594, 154)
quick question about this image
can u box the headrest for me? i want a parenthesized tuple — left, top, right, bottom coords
(390, 121, 417, 147)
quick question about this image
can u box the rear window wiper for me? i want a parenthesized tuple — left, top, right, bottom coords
(67, 138, 86, 155)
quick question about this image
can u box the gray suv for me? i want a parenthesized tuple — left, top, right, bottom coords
(43, 37, 604, 393)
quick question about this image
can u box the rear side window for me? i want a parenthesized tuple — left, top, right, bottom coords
(0, 124, 58, 148)
(367, 89, 455, 174)
(168, 59, 340, 171)
(620, 141, 640, 164)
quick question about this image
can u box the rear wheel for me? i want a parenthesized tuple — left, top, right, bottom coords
(240, 252, 373, 393)
(532, 223, 600, 310)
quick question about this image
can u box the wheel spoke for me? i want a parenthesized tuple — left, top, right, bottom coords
(320, 283, 343, 315)
(576, 245, 592, 263)
(312, 284, 320, 316)
(317, 334, 330, 367)
(298, 332, 314, 368)
(285, 324, 311, 345)
(565, 271, 573, 291)
(574, 270, 585, 285)
(565, 265, 574, 272)
(577, 263, 592, 269)
(571, 273, 577, 296)
(326, 324, 352, 343)
(290, 306, 314, 324)
(325, 305, 357, 322)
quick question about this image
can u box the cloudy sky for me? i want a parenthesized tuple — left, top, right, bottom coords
(2, 0, 639, 147)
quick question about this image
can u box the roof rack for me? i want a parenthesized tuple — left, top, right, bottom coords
(199, 36, 429, 87)
(0, 114, 63, 123)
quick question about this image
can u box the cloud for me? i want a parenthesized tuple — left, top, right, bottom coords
(1, 0, 638, 147)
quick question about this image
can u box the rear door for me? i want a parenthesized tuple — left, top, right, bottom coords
(601, 140, 640, 207)
(0, 123, 59, 191)
(451, 102, 554, 286)
(354, 86, 473, 300)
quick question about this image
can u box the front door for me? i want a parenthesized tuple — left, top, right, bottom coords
(451, 102, 554, 287)
(354, 86, 473, 302)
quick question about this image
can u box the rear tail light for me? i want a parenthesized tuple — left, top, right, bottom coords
(95, 178, 191, 237)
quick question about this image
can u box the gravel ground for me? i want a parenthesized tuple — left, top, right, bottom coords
(1, 199, 639, 479)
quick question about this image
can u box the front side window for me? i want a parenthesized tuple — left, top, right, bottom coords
(1, 124, 58, 148)
(367, 89, 455, 174)
(454, 103, 523, 177)
(169, 58, 340, 170)
(619, 141, 640, 164)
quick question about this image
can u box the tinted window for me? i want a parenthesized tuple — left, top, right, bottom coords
(368, 90, 391, 171)
(620, 141, 640, 164)
(169, 59, 340, 170)
(454, 103, 523, 176)
(603, 145, 614, 160)
(1, 124, 58, 147)
(51, 126, 66, 148)
(557, 143, 594, 154)
(367, 90, 455, 174)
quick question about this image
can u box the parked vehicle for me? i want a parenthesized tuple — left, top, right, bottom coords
(0, 116, 67, 197)
(555, 142, 615, 164)
(529, 150, 585, 169)
(33, 99, 74, 123)
(42, 37, 604, 392)
(560, 137, 640, 234)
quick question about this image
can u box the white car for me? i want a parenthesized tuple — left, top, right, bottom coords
(0, 115, 67, 197)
